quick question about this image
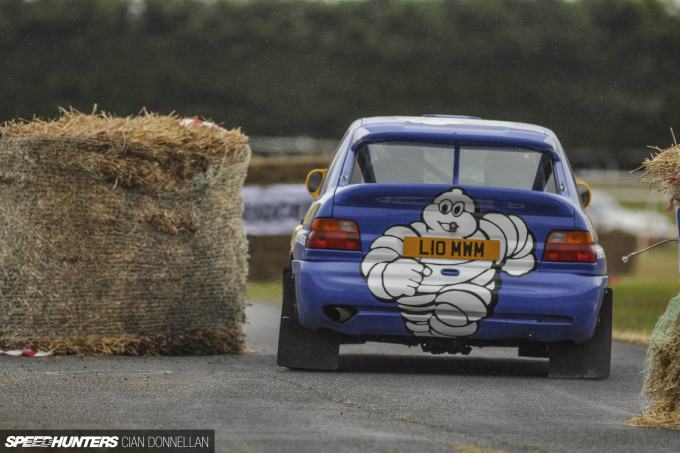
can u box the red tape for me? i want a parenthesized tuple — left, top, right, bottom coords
(1, 350, 53, 357)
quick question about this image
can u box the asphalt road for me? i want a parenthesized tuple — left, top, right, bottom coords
(1, 302, 679, 453)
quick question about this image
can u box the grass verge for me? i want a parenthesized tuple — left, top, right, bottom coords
(612, 241, 679, 344)
(246, 281, 283, 305)
(612, 278, 677, 344)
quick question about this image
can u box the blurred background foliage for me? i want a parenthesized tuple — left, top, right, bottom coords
(3, 0, 678, 337)
(1, 0, 679, 165)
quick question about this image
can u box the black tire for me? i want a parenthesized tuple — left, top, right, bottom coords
(276, 267, 340, 370)
(548, 288, 612, 379)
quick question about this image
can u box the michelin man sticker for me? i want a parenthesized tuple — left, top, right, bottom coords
(360, 187, 536, 337)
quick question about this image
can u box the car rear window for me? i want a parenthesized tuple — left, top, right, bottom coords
(350, 142, 557, 193)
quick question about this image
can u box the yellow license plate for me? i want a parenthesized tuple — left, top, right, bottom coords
(403, 237, 500, 261)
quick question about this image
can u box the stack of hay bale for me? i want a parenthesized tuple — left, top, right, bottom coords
(629, 142, 680, 429)
(245, 154, 331, 281)
(0, 109, 250, 355)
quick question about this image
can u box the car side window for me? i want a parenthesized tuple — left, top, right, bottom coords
(317, 131, 351, 197)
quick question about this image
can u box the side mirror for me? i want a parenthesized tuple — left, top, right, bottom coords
(577, 182, 592, 208)
(306, 169, 327, 199)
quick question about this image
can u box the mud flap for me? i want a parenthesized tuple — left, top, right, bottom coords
(276, 267, 340, 370)
(548, 288, 612, 379)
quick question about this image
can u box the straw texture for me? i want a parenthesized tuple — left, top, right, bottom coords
(628, 295, 680, 429)
(638, 142, 680, 205)
(0, 109, 250, 355)
(629, 138, 680, 429)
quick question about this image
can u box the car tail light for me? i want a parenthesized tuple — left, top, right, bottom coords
(307, 218, 361, 251)
(542, 231, 597, 263)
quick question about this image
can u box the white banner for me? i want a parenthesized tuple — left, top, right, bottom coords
(242, 184, 312, 236)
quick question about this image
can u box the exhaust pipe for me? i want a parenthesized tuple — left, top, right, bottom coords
(324, 306, 356, 323)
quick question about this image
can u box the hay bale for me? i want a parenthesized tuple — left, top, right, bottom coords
(245, 155, 331, 281)
(628, 295, 680, 429)
(246, 155, 332, 185)
(629, 138, 680, 429)
(598, 231, 639, 275)
(0, 109, 251, 355)
(639, 142, 680, 206)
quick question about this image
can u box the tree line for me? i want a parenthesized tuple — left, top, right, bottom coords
(1, 0, 679, 165)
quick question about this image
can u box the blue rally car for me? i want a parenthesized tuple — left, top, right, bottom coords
(277, 115, 611, 378)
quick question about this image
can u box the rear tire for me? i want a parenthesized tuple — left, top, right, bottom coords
(276, 267, 340, 370)
(548, 288, 612, 379)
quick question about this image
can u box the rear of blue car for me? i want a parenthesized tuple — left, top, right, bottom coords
(277, 116, 611, 378)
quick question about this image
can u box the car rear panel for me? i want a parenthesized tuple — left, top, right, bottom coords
(293, 183, 607, 343)
(331, 183, 604, 275)
(294, 259, 606, 343)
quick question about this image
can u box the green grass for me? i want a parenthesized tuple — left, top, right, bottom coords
(611, 242, 679, 342)
(613, 279, 677, 336)
(246, 280, 282, 304)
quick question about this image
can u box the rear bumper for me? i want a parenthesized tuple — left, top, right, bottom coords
(293, 259, 608, 343)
